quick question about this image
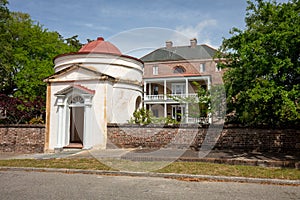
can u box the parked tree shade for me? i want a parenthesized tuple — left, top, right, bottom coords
(217, 0, 300, 127)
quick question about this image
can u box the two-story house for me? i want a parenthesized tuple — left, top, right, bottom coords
(141, 38, 223, 124)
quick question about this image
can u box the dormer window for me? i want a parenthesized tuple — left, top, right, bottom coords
(173, 66, 185, 74)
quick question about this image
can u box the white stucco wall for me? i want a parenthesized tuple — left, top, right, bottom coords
(111, 83, 142, 123)
(48, 80, 109, 150)
(46, 52, 143, 151)
(54, 54, 143, 82)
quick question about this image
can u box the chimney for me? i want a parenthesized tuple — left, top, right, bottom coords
(190, 38, 197, 48)
(165, 40, 173, 49)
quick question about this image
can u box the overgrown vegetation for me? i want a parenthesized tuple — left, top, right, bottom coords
(128, 107, 152, 125)
(129, 107, 179, 125)
(170, 82, 226, 123)
(170, 81, 211, 119)
(0, 0, 81, 124)
(0, 94, 44, 124)
(217, 0, 300, 127)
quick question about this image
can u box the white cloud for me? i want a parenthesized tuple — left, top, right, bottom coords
(173, 19, 218, 46)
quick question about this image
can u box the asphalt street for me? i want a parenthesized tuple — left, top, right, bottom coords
(0, 171, 299, 200)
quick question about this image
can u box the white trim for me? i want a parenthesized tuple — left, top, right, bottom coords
(54, 89, 94, 149)
(144, 75, 211, 82)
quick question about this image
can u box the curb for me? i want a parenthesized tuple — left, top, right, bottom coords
(0, 167, 299, 186)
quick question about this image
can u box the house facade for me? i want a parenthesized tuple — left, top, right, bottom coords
(44, 37, 143, 152)
(44, 37, 224, 152)
(141, 38, 223, 124)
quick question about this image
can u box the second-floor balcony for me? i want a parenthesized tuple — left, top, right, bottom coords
(143, 75, 211, 103)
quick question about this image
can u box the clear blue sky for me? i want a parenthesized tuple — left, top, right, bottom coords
(8, 0, 289, 56)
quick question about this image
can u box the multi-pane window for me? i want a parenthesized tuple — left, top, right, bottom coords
(153, 65, 158, 75)
(171, 83, 185, 95)
(200, 63, 206, 72)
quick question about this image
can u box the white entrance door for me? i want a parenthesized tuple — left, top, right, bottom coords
(172, 105, 185, 122)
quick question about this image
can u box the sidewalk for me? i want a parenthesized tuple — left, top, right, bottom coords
(1, 148, 299, 168)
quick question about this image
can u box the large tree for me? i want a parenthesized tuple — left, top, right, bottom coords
(0, 6, 80, 100)
(1, 12, 81, 100)
(218, 0, 300, 127)
(0, 0, 11, 95)
(0, 1, 81, 123)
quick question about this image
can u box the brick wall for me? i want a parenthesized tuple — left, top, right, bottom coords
(107, 124, 300, 153)
(0, 125, 45, 153)
(1, 124, 299, 154)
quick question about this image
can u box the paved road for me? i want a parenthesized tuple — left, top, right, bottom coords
(0, 171, 299, 200)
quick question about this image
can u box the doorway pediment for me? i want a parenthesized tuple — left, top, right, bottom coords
(55, 84, 95, 96)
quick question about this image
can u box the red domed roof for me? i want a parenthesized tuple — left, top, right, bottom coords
(78, 37, 121, 55)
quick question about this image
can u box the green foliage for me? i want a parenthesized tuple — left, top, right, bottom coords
(129, 108, 180, 125)
(151, 117, 179, 125)
(129, 108, 152, 125)
(170, 81, 211, 118)
(29, 117, 44, 124)
(217, 0, 300, 127)
(0, 3, 82, 124)
(0, 10, 80, 100)
(0, 94, 45, 124)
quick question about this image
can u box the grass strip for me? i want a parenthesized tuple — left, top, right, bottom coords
(157, 162, 300, 180)
(0, 158, 111, 171)
(0, 158, 299, 180)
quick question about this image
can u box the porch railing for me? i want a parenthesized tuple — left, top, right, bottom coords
(187, 117, 209, 124)
(145, 93, 198, 101)
(144, 94, 165, 100)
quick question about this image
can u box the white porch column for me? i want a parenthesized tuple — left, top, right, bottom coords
(82, 94, 93, 149)
(149, 83, 152, 95)
(185, 103, 189, 123)
(164, 80, 167, 100)
(207, 77, 212, 124)
(207, 77, 211, 90)
(55, 95, 65, 150)
(185, 78, 189, 97)
(185, 79, 189, 123)
(143, 81, 147, 107)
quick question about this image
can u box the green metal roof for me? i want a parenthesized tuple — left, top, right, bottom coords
(140, 44, 217, 62)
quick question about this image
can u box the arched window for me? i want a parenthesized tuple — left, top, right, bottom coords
(173, 66, 185, 74)
(135, 96, 142, 110)
(68, 95, 84, 105)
